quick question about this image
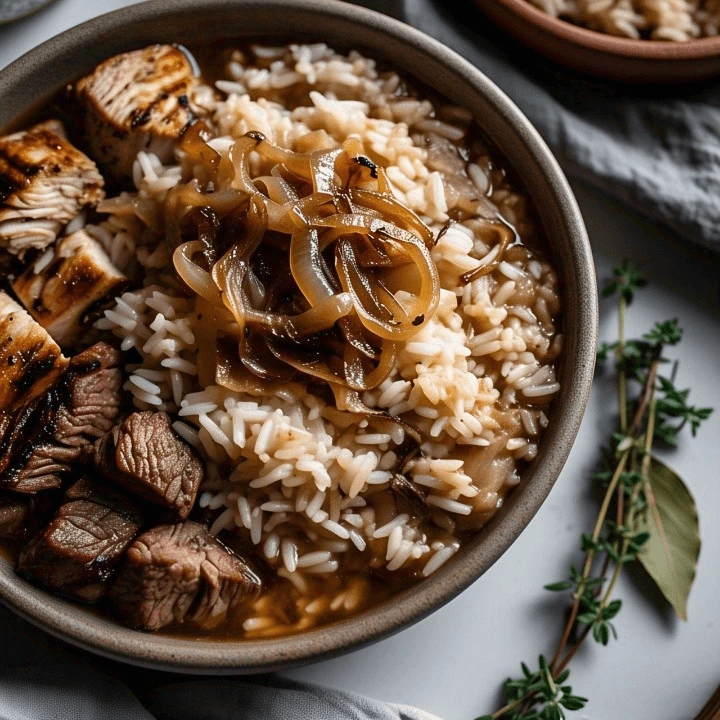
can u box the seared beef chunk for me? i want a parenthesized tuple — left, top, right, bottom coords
(75, 45, 199, 181)
(0, 120, 104, 254)
(93, 411, 203, 518)
(0, 342, 121, 492)
(109, 521, 261, 631)
(17, 477, 142, 602)
(0, 489, 59, 542)
(12, 229, 126, 348)
(0, 492, 29, 539)
(0, 291, 68, 414)
(54, 342, 123, 448)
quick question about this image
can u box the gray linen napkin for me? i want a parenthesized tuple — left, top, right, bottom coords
(144, 678, 442, 720)
(397, 0, 720, 252)
(0, 603, 441, 720)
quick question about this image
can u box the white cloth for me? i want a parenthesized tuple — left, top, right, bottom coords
(0, 604, 442, 720)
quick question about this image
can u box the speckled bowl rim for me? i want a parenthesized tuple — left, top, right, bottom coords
(487, 0, 720, 59)
(0, 0, 597, 674)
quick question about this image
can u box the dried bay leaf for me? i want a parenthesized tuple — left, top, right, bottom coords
(634, 457, 700, 621)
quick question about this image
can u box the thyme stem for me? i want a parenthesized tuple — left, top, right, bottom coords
(548, 449, 629, 674)
(551, 356, 659, 675)
(601, 390, 658, 612)
(614, 294, 628, 561)
(555, 626, 590, 675)
(490, 697, 525, 719)
(618, 294, 628, 434)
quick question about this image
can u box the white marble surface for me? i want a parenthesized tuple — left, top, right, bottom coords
(1, 2, 719, 718)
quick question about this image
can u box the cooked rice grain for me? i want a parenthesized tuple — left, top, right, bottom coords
(528, 0, 720, 39)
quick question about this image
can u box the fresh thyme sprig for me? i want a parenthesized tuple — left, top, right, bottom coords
(476, 262, 712, 720)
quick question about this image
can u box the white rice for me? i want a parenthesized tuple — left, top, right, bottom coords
(89, 41, 562, 638)
(527, 0, 720, 40)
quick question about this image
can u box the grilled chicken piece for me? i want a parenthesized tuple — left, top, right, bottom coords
(12, 229, 126, 348)
(75, 44, 199, 180)
(0, 393, 66, 493)
(92, 411, 204, 519)
(109, 521, 261, 631)
(0, 120, 104, 255)
(18, 477, 142, 603)
(0, 291, 68, 415)
(0, 342, 122, 493)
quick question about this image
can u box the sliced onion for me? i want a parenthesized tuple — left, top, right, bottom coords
(247, 292, 353, 340)
(217, 335, 303, 393)
(194, 296, 220, 387)
(351, 188, 435, 249)
(245, 271, 266, 308)
(338, 314, 379, 360)
(241, 331, 296, 381)
(329, 384, 422, 447)
(309, 148, 343, 195)
(214, 258, 249, 333)
(335, 234, 438, 341)
(229, 133, 265, 196)
(343, 340, 397, 391)
(255, 139, 310, 179)
(174, 241, 222, 303)
(290, 227, 339, 306)
(210, 195, 268, 333)
(265, 339, 345, 386)
(255, 174, 298, 205)
(460, 219, 516, 284)
(180, 121, 221, 171)
(164, 129, 444, 396)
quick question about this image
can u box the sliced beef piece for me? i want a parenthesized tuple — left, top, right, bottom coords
(0, 489, 60, 542)
(55, 342, 123, 448)
(0, 491, 29, 539)
(75, 45, 200, 181)
(12, 229, 126, 348)
(0, 291, 68, 414)
(0, 120, 104, 255)
(93, 411, 204, 518)
(109, 521, 261, 631)
(17, 477, 142, 602)
(0, 342, 122, 492)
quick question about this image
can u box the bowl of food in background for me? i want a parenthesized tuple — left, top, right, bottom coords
(473, 0, 720, 82)
(0, 0, 596, 672)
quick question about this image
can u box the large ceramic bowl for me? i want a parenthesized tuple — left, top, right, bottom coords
(473, 0, 720, 83)
(0, 0, 597, 673)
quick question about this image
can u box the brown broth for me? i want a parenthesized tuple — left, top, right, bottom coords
(0, 40, 561, 640)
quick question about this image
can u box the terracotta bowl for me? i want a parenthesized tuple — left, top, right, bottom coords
(473, 0, 720, 83)
(0, 0, 597, 673)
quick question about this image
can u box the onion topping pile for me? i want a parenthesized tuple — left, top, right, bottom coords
(168, 125, 440, 417)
